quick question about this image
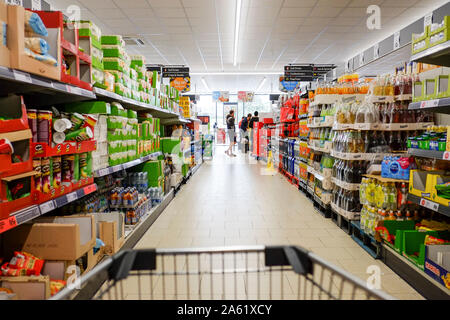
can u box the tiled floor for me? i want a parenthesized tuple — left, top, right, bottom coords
(129, 146, 424, 300)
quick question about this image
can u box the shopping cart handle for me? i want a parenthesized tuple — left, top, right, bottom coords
(108, 250, 138, 281)
(264, 246, 313, 275)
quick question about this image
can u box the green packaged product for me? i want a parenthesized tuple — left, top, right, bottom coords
(79, 152, 92, 179)
(73, 154, 80, 182)
(435, 182, 450, 199)
(101, 35, 125, 46)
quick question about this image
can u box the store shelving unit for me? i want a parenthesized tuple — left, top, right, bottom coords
(410, 39, 450, 68)
(408, 97, 450, 114)
(407, 193, 450, 218)
(93, 151, 162, 178)
(409, 147, 450, 161)
(0, 183, 97, 234)
(381, 243, 450, 300)
(0, 65, 96, 106)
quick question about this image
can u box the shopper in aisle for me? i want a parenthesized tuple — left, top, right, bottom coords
(225, 110, 236, 157)
(249, 111, 259, 129)
(240, 114, 252, 153)
(248, 111, 259, 151)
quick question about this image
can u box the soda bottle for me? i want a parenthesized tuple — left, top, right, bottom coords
(396, 210, 404, 221)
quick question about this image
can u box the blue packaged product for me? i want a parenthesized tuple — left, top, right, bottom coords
(24, 11, 48, 37)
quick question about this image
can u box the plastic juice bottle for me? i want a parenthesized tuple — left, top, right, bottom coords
(388, 183, 398, 211)
(360, 178, 367, 204)
(375, 182, 383, 209)
(396, 211, 404, 221)
(405, 210, 413, 221)
(387, 210, 396, 221)
(381, 210, 387, 220)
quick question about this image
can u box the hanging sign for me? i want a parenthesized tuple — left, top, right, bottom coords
(237, 91, 255, 102)
(170, 76, 190, 92)
(279, 76, 299, 92)
(212, 91, 229, 102)
(162, 66, 189, 78)
(394, 31, 401, 50)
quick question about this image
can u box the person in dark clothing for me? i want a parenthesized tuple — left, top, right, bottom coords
(240, 113, 252, 153)
(249, 111, 259, 129)
(248, 111, 259, 151)
(240, 114, 251, 132)
(225, 110, 236, 157)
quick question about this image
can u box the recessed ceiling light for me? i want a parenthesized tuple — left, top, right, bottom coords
(233, 0, 242, 67)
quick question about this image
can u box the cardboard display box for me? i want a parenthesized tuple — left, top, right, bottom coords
(424, 244, 450, 290)
(0, 170, 35, 219)
(0, 129, 32, 178)
(0, 95, 29, 134)
(42, 246, 104, 281)
(91, 212, 125, 255)
(1, 214, 96, 261)
(0, 276, 50, 300)
(0, 2, 10, 68)
(7, 5, 60, 80)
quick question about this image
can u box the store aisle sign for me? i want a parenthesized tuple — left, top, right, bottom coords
(238, 91, 254, 102)
(279, 76, 299, 92)
(170, 76, 190, 93)
(212, 91, 229, 102)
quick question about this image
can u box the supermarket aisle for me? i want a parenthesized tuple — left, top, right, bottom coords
(134, 146, 423, 300)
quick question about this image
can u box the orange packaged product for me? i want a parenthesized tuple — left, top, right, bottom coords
(50, 280, 66, 296)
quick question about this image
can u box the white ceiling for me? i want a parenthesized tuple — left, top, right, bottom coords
(46, 0, 449, 93)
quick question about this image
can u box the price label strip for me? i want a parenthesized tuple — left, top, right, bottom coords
(420, 99, 439, 109)
(15, 206, 41, 225)
(13, 70, 32, 83)
(66, 192, 78, 203)
(443, 151, 450, 161)
(40, 200, 56, 214)
(83, 184, 97, 195)
(0, 216, 18, 234)
(420, 198, 439, 211)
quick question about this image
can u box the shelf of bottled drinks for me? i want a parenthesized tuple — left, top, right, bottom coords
(273, 64, 450, 299)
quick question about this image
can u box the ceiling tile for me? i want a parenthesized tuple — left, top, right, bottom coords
(93, 8, 125, 19)
(330, 17, 362, 26)
(338, 7, 367, 17)
(115, 0, 150, 8)
(316, 0, 351, 6)
(148, 0, 182, 7)
(283, 0, 317, 7)
(123, 9, 156, 19)
(154, 8, 186, 18)
(302, 17, 333, 25)
(161, 18, 190, 26)
(103, 18, 134, 28)
(181, 0, 214, 7)
(279, 7, 312, 18)
(348, 0, 383, 6)
(309, 6, 343, 18)
(382, 0, 419, 7)
(78, 0, 116, 9)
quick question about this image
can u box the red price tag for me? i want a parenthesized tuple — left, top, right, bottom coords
(83, 184, 96, 194)
(443, 151, 450, 161)
(0, 216, 18, 234)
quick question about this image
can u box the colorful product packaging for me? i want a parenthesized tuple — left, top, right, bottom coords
(62, 154, 74, 185)
(37, 110, 52, 145)
(41, 157, 51, 193)
(27, 109, 38, 143)
(65, 126, 93, 142)
(79, 152, 92, 179)
(70, 112, 85, 130)
(52, 156, 61, 188)
(33, 158, 42, 192)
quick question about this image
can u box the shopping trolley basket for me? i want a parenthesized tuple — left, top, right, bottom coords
(52, 245, 395, 300)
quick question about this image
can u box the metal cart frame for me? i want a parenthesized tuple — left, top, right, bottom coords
(52, 245, 395, 300)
